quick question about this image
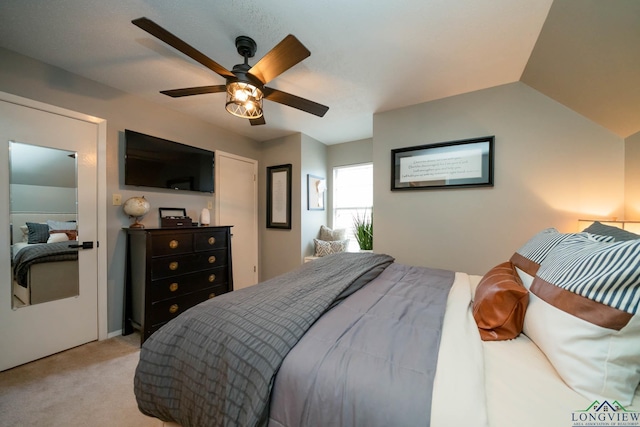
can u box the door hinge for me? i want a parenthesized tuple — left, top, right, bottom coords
(254, 266, 256, 272)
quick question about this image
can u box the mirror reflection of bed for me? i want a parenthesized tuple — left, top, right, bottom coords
(10, 214, 79, 307)
(9, 142, 79, 308)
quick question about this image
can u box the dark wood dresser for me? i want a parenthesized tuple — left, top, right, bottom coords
(123, 226, 233, 344)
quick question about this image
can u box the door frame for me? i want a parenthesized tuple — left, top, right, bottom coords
(0, 91, 108, 340)
(214, 150, 259, 286)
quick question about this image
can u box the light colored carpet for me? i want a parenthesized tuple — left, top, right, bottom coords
(0, 333, 164, 427)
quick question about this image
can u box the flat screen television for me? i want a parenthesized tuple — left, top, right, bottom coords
(124, 129, 214, 193)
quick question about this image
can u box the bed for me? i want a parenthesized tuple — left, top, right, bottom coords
(134, 224, 640, 427)
(10, 213, 79, 306)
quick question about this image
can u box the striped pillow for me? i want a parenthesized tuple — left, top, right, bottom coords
(510, 228, 613, 289)
(583, 221, 640, 241)
(535, 235, 640, 317)
(510, 228, 568, 277)
(523, 235, 640, 405)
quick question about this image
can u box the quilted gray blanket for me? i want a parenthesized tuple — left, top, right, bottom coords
(269, 263, 455, 427)
(134, 252, 394, 427)
(13, 242, 78, 288)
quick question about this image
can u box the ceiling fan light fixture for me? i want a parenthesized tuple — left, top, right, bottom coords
(132, 19, 328, 123)
(225, 81, 264, 119)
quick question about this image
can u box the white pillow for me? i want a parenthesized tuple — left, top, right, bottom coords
(524, 294, 639, 406)
(20, 225, 29, 242)
(318, 225, 346, 241)
(523, 235, 640, 405)
(47, 232, 69, 243)
(47, 220, 77, 230)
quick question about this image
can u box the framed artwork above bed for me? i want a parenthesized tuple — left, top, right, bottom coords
(391, 136, 495, 191)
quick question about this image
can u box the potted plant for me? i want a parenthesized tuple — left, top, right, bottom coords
(353, 210, 373, 251)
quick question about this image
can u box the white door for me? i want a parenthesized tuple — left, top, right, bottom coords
(215, 151, 258, 289)
(0, 98, 100, 371)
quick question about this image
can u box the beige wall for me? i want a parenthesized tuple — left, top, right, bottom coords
(0, 47, 261, 333)
(373, 82, 624, 275)
(259, 133, 329, 279)
(260, 134, 302, 280)
(300, 134, 328, 259)
(625, 131, 640, 219)
(327, 138, 373, 168)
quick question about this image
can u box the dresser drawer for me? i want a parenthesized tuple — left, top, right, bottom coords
(151, 233, 194, 257)
(149, 266, 229, 302)
(149, 284, 228, 326)
(124, 226, 233, 344)
(151, 249, 228, 279)
(194, 229, 228, 252)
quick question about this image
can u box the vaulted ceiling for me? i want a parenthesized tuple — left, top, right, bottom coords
(521, 0, 640, 140)
(0, 0, 637, 145)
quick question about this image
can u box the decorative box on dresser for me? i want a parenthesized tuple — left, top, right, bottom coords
(123, 226, 233, 344)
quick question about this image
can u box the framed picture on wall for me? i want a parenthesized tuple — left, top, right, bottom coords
(391, 136, 495, 191)
(267, 164, 292, 229)
(307, 174, 326, 210)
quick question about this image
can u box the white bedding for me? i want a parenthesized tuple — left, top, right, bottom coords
(11, 241, 30, 260)
(431, 272, 488, 427)
(434, 272, 640, 427)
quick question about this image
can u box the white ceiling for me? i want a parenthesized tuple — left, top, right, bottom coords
(0, 0, 637, 145)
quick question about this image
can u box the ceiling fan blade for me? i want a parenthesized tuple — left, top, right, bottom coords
(160, 85, 227, 98)
(132, 17, 235, 80)
(250, 116, 266, 126)
(263, 87, 329, 117)
(249, 35, 310, 85)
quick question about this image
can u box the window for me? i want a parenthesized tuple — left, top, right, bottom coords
(333, 163, 373, 251)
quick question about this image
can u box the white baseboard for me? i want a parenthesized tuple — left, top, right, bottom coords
(107, 329, 123, 339)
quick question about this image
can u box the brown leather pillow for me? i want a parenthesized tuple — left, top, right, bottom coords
(473, 261, 529, 341)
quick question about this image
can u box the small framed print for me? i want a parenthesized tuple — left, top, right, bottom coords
(307, 174, 326, 210)
(391, 136, 494, 191)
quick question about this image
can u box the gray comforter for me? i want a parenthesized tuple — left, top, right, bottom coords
(12, 242, 78, 288)
(134, 252, 394, 427)
(268, 263, 455, 427)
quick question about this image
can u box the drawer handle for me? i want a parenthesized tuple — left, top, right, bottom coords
(208, 274, 216, 282)
(169, 239, 179, 249)
(169, 261, 179, 270)
(208, 237, 216, 245)
(169, 304, 179, 314)
(208, 255, 216, 264)
(169, 282, 179, 292)
(209, 293, 216, 299)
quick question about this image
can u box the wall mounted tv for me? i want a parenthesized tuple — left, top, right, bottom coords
(124, 129, 214, 193)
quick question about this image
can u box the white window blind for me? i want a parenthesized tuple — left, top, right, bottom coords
(333, 163, 373, 251)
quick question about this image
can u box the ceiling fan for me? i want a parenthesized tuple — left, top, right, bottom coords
(132, 17, 329, 126)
